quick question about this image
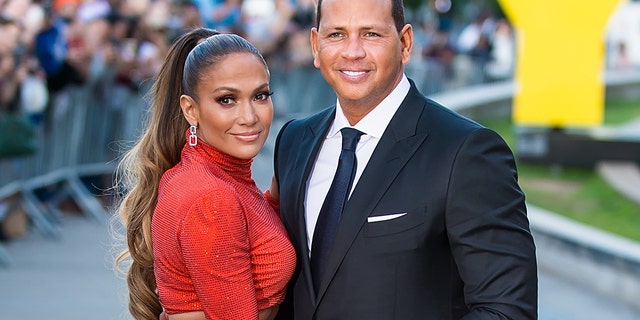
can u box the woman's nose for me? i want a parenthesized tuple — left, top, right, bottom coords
(237, 102, 258, 125)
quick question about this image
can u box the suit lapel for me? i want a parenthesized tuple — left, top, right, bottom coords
(314, 85, 430, 300)
(293, 107, 335, 302)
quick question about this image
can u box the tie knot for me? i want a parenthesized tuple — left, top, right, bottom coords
(340, 127, 364, 151)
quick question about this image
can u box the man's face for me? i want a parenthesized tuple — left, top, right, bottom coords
(311, 0, 412, 113)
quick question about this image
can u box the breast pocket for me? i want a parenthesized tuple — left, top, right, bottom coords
(363, 206, 427, 253)
(365, 206, 427, 237)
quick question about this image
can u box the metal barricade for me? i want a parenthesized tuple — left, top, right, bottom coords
(0, 81, 147, 267)
(0, 56, 468, 267)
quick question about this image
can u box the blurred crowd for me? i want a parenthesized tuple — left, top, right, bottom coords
(0, 0, 318, 121)
(0, 0, 518, 123)
(412, 1, 515, 88)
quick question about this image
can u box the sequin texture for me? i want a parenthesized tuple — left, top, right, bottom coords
(152, 136, 296, 319)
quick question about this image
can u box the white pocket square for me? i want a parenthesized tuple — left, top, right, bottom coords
(367, 212, 408, 223)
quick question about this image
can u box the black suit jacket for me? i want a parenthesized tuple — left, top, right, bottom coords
(273, 81, 537, 319)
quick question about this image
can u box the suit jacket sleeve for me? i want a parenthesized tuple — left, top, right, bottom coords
(446, 128, 538, 319)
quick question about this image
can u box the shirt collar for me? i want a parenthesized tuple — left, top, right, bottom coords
(327, 75, 410, 139)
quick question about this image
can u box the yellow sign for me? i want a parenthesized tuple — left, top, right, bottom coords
(498, 0, 624, 127)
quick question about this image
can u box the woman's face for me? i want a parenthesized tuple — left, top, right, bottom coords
(181, 52, 273, 160)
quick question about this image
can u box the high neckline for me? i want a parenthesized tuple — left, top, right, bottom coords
(181, 131, 254, 183)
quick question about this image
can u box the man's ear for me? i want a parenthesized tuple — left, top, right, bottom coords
(310, 27, 320, 68)
(180, 94, 198, 125)
(400, 24, 414, 65)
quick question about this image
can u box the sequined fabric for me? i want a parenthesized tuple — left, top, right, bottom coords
(152, 137, 296, 319)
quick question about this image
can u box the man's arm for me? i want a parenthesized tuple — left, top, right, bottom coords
(446, 128, 538, 319)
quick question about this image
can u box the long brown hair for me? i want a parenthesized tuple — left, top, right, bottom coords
(113, 28, 267, 319)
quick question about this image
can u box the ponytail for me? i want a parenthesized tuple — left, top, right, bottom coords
(114, 28, 220, 320)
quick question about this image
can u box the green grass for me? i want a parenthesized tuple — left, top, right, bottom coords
(604, 98, 640, 125)
(477, 98, 640, 242)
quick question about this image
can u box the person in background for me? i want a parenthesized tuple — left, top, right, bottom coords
(272, 0, 538, 318)
(0, 15, 26, 111)
(114, 28, 296, 320)
(193, 0, 242, 33)
(34, 2, 86, 95)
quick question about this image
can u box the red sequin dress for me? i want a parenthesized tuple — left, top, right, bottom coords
(152, 138, 296, 319)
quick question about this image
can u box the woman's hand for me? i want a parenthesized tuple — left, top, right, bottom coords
(259, 305, 279, 320)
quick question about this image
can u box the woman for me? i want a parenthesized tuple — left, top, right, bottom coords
(114, 28, 296, 320)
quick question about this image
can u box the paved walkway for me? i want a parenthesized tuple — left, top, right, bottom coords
(0, 215, 129, 320)
(2, 206, 640, 319)
(598, 161, 640, 204)
(594, 117, 640, 205)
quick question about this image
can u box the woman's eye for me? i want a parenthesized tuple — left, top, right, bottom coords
(255, 91, 274, 101)
(217, 96, 234, 105)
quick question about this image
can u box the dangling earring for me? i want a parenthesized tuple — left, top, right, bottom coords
(189, 125, 198, 146)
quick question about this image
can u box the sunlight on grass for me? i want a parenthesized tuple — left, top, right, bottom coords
(477, 98, 640, 242)
(517, 165, 640, 242)
(604, 98, 640, 125)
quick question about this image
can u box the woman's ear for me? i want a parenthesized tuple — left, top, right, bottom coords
(180, 94, 198, 125)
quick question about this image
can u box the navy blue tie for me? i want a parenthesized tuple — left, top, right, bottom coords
(311, 127, 364, 292)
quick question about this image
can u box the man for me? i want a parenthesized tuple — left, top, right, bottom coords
(273, 0, 538, 318)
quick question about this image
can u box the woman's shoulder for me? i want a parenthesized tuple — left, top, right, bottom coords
(159, 164, 238, 210)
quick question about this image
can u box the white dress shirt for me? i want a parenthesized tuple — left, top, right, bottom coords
(304, 75, 411, 252)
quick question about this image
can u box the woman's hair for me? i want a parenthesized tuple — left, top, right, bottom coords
(113, 28, 267, 320)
